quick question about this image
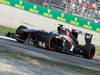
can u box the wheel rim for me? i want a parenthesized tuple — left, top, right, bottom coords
(64, 40, 72, 51)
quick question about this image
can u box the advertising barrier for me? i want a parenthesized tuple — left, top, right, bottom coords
(0, 0, 100, 33)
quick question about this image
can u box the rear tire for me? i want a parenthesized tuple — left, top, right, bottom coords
(82, 44, 95, 59)
(16, 26, 28, 43)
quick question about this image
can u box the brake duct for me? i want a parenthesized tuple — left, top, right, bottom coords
(48, 35, 74, 51)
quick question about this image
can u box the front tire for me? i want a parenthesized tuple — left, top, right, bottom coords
(16, 25, 28, 43)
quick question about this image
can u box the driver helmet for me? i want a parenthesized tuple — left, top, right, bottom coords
(58, 24, 64, 27)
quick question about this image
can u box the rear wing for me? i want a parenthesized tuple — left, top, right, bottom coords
(72, 29, 93, 44)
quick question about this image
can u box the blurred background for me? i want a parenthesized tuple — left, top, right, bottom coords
(25, 0, 100, 23)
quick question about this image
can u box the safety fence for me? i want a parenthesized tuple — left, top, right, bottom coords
(0, 0, 100, 33)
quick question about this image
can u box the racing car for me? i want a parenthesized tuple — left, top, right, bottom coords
(7, 24, 95, 59)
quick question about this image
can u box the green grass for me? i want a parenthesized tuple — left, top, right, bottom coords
(0, 50, 100, 75)
(0, 25, 15, 34)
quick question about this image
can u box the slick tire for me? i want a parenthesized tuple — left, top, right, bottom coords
(16, 26, 28, 43)
(82, 44, 95, 59)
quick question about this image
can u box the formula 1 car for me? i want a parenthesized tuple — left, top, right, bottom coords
(7, 25, 95, 59)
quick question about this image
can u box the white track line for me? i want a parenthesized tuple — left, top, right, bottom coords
(0, 35, 16, 41)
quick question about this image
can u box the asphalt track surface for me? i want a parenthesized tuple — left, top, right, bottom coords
(0, 36, 100, 71)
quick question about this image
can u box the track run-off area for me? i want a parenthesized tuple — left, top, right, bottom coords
(0, 36, 100, 71)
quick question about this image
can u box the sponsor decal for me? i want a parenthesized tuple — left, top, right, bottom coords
(96, 28, 100, 32)
(15, 4, 24, 9)
(43, 9, 53, 18)
(70, 17, 79, 26)
(15, 1, 24, 9)
(29, 5, 39, 14)
(57, 13, 66, 22)
(29, 8, 39, 14)
(83, 21, 92, 29)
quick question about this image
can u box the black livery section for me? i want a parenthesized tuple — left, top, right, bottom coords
(7, 25, 96, 59)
